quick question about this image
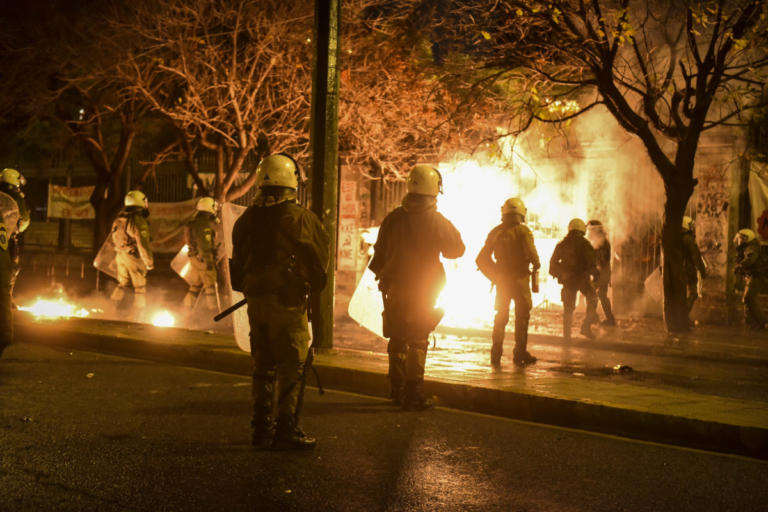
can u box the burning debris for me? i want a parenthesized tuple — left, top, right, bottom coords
(16, 282, 180, 328)
(18, 297, 93, 320)
(150, 310, 176, 328)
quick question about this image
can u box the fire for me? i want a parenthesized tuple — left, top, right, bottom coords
(150, 310, 175, 327)
(350, 144, 592, 336)
(18, 297, 92, 319)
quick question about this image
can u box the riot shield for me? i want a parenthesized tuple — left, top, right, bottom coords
(170, 244, 193, 284)
(0, 191, 20, 235)
(347, 266, 384, 338)
(93, 236, 118, 280)
(220, 203, 250, 352)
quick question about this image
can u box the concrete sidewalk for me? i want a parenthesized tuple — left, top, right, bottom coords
(10, 312, 768, 460)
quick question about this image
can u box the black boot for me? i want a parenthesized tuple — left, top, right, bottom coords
(272, 415, 316, 450)
(563, 315, 572, 342)
(251, 407, 274, 450)
(512, 328, 536, 366)
(490, 342, 503, 367)
(513, 350, 537, 366)
(402, 380, 434, 411)
(388, 353, 407, 406)
(580, 322, 595, 339)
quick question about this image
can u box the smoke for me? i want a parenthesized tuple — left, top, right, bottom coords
(512, 107, 665, 249)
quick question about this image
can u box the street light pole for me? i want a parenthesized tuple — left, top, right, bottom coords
(310, 0, 340, 349)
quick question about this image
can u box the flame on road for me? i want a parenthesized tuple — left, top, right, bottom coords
(150, 310, 175, 327)
(18, 298, 92, 319)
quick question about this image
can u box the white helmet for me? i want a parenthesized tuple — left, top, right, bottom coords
(257, 154, 298, 190)
(501, 197, 526, 217)
(735, 228, 757, 245)
(124, 190, 148, 208)
(568, 218, 586, 233)
(682, 216, 694, 232)
(196, 197, 216, 214)
(406, 164, 442, 196)
(1, 168, 23, 187)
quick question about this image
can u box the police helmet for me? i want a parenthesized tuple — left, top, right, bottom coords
(125, 190, 148, 209)
(406, 164, 442, 196)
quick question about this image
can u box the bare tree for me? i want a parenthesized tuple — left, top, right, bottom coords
(3, 1, 162, 249)
(114, 0, 314, 204)
(369, 0, 768, 331)
(340, 0, 509, 180)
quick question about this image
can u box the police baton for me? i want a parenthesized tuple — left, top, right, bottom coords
(213, 298, 247, 322)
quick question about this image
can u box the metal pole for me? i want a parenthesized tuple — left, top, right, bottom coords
(309, 0, 340, 349)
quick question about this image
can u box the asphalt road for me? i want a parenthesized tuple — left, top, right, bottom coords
(1, 343, 767, 512)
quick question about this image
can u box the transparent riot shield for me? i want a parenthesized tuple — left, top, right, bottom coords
(347, 266, 384, 338)
(0, 191, 20, 235)
(93, 236, 118, 280)
(220, 203, 250, 352)
(170, 244, 193, 284)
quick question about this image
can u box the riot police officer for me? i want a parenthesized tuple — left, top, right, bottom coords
(0, 168, 30, 308)
(476, 197, 540, 367)
(183, 197, 221, 312)
(0, 206, 15, 358)
(109, 190, 153, 313)
(550, 218, 599, 340)
(734, 228, 766, 330)
(681, 216, 707, 315)
(231, 154, 329, 450)
(369, 164, 465, 410)
(586, 219, 616, 326)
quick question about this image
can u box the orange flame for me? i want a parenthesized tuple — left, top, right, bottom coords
(18, 298, 92, 319)
(150, 310, 175, 327)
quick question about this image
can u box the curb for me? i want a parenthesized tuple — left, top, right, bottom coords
(14, 317, 768, 461)
(436, 325, 768, 368)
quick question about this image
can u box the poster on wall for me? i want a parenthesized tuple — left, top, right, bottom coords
(749, 165, 768, 243)
(338, 181, 359, 270)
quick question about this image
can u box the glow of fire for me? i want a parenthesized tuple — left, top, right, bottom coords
(18, 298, 91, 319)
(351, 140, 592, 335)
(150, 310, 175, 328)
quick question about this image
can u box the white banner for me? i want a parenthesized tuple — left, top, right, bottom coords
(749, 165, 768, 243)
(47, 185, 96, 219)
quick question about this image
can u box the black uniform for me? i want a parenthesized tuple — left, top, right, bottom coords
(0, 216, 13, 357)
(369, 193, 465, 410)
(549, 230, 599, 340)
(681, 230, 707, 314)
(590, 233, 616, 326)
(735, 238, 766, 330)
(183, 211, 221, 311)
(476, 215, 540, 365)
(231, 188, 329, 449)
(0, 183, 29, 305)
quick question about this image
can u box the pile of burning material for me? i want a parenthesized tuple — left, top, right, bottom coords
(17, 283, 177, 328)
(18, 297, 94, 320)
(17, 283, 100, 320)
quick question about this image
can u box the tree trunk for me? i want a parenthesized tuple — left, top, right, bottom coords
(661, 181, 693, 332)
(90, 173, 125, 254)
